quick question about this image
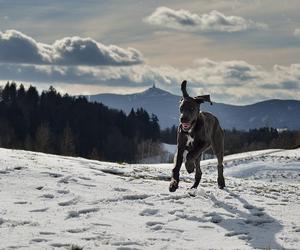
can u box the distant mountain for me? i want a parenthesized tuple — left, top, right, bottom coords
(89, 86, 179, 128)
(89, 86, 300, 130)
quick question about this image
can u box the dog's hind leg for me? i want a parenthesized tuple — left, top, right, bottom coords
(216, 151, 225, 189)
(211, 127, 225, 189)
(190, 156, 202, 189)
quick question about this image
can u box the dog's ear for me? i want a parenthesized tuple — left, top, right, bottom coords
(181, 80, 189, 97)
(194, 95, 213, 105)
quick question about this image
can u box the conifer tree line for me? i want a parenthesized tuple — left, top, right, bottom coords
(161, 126, 300, 155)
(0, 82, 161, 163)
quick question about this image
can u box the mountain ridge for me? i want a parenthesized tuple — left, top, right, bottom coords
(88, 86, 300, 130)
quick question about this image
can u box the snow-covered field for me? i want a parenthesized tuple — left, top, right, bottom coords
(0, 147, 299, 250)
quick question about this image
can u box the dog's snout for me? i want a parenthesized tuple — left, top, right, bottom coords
(180, 116, 188, 123)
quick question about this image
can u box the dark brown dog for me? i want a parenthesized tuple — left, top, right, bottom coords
(169, 80, 225, 192)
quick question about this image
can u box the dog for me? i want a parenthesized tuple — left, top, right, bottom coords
(169, 80, 225, 192)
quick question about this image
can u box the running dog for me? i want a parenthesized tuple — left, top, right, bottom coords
(169, 80, 225, 192)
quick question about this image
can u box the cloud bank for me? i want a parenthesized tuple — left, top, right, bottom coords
(0, 29, 298, 104)
(0, 30, 143, 66)
(145, 7, 267, 32)
(1, 59, 299, 104)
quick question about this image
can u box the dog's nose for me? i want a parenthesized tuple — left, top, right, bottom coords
(180, 116, 188, 123)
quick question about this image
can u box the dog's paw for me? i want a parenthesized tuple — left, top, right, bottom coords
(169, 179, 179, 192)
(185, 161, 195, 174)
(218, 176, 225, 189)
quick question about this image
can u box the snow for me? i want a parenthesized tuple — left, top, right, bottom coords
(0, 147, 299, 249)
(162, 143, 176, 155)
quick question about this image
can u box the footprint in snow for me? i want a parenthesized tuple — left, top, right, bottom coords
(58, 176, 78, 184)
(160, 194, 189, 201)
(146, 221, 164, 231)
(29, 207, 49, 212)
(66, 207, 99, 219)
(78, 176, 92, 181)
(225, 231, 248, 237)
(91, 222, 111, 227)
(41, 172, 64, 178)
(238, 235, 252, 241)
(81, 235, 104, 241)
(40, 193, 55, 199)
(175, 212, 208, 223)
(78, 183, 97, 188)
(113, 187, 129, 192)
(49, 243, 71, 248)
(58, 197, 79, 206)
(252, 211, 265, 217)
(204, 212, 223, 224)
(66, 227, 90, 233)
(56, 189, 70, 194)
(146, 221, 165, 226)
(243, 204, 254, 210)
(30, 238, 48, 243)
(122, 194, 151, 200)
(198, 225, 214, 229)
(168, 209, 184, 215)
(14, 201, 28, 204)
(139, 208, 159, 216)
(244, 217, 274, 226)
(164, 227, 185, 233)
(111, 240, 143, 247)
(39, 231, 56, 235)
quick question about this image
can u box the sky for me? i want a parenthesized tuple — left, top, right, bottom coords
(0, 0, 300, 104)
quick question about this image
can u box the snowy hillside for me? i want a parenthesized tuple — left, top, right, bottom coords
(0, 147, 299, 249)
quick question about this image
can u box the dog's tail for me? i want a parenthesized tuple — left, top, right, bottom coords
(181, 80, 189, 97)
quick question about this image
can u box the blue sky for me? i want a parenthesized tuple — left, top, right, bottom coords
(0, 0, 300, 104)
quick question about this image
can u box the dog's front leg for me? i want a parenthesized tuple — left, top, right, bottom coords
(169, 148, 184, 192)
(190, 157, 202, 189)
(185, 149, 201, 173)
(185, 141, 209, 173)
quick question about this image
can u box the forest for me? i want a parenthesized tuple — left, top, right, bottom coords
(0, 82, 160, 163)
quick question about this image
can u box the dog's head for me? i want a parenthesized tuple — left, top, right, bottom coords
(179, 80, 212, 132)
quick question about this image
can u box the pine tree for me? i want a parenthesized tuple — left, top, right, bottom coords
(60, 124, 75, 156)
(35, 123, 51, 153)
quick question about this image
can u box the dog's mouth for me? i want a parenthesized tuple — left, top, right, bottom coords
(181, 122, 191, 131)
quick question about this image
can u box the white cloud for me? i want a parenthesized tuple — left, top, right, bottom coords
(0, 30, 143, 66)
(294, 28, 300, 38)
(144, 7, 268, 32)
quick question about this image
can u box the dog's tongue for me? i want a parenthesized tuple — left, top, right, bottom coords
(182, 123, 191, 130)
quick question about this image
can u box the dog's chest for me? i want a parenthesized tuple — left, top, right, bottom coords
(185, 134, 194, 150)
